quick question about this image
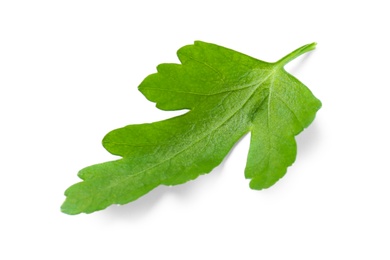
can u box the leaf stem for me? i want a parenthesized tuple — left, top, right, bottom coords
(276, 42, 317, 67)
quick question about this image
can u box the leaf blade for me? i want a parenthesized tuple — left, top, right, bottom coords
(61, 41, 321, 214)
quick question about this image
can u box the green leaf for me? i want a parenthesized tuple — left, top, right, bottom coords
(61, 41, 321, 215)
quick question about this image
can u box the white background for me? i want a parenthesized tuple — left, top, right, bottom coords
(1, 0, 389, 259)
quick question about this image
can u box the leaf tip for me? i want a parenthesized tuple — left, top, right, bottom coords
(60, 198, 79, 215)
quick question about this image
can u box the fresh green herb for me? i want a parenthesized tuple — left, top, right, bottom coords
(61, 41, 321, 215)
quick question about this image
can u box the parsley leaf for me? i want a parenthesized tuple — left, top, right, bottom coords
(61, 41, 321, 215)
